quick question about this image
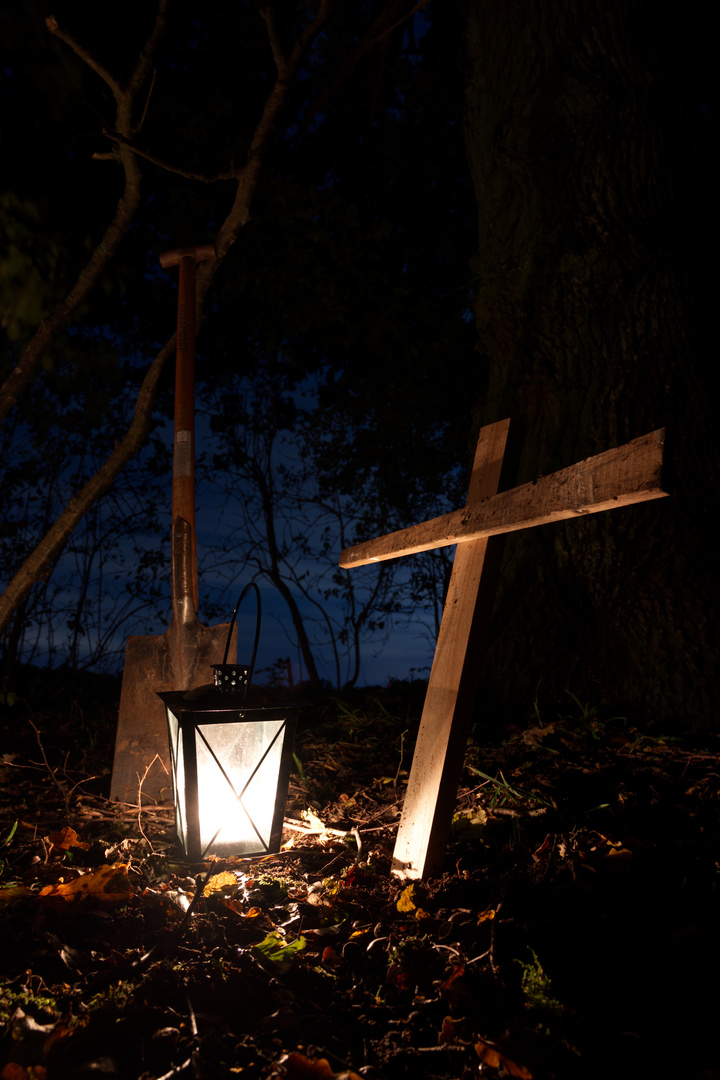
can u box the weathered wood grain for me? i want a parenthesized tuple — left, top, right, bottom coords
(391, 418, 511, 880)
(340, 428, 667, 569)
(343, 423, 668, 879)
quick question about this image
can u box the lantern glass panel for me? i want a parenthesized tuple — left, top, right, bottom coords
(166, 708, 189, 855)
(195, 718, 286, 856)
(160, 684, 299, 861)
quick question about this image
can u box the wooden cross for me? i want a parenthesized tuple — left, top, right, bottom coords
(339, 420, 668, 879)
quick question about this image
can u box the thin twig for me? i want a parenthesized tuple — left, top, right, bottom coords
(27, 718, 71, 818)
(137, 754, 167, 851)
(101, 128, 241, 182)
(46, 16, 124, 101)
(394, 729, 408, 785)
(153, 1057, 194, 1080)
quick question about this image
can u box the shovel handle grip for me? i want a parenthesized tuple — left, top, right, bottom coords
(159, 243, 216, 269)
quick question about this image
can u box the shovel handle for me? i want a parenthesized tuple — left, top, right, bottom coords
(160, 243, 216, 614)
(159, 243, 216, 270)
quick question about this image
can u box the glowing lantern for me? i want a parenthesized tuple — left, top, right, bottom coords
(157, 584, 298, 860)
(158, 673, 298, 860)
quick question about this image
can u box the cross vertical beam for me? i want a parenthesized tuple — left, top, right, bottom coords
(339, 422, 666, 878)
(391, 419, 511, 880)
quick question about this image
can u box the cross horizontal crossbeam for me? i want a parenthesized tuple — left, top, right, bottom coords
(340, 422, 668, 880)
(340, 428, 666, 569)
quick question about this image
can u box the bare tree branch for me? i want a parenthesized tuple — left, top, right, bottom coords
(101, 129, 240, 183)
(210, 0, 334, 264)
(0, 338, 175, 638)
(261, 6, 287, 73)
(0, 0, 334, 640)
(0, 1, 170, 427)
(45, 15, 125, 101)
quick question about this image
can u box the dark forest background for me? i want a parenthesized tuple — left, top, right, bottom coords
(0, 0, 715, 727)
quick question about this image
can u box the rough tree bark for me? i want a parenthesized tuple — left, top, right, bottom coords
(465, 0, 715, 727)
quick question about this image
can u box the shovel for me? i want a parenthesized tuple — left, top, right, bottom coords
(110, 244, 235, 805)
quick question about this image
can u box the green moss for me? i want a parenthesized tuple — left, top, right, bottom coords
(517, 949, 563, 1016)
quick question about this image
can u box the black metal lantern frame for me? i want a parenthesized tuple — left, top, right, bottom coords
(158, 585, 299, 861)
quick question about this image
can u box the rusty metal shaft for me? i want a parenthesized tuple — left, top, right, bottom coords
(159, 243, 215, 616)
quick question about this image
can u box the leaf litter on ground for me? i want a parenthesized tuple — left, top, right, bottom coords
(0, 688, 719, 1079)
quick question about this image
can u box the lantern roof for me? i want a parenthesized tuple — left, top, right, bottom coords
(158, 682, 305, 715)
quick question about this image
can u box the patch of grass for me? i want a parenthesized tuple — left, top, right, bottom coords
(0, 986, 60, 1026)
(465, 765, 551, 809)
(517, 949, 563, 1014)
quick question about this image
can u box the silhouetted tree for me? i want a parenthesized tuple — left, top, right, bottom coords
(464, 0, 715, 726)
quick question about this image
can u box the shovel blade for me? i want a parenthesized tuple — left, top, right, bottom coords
(110, 620, 233, 805)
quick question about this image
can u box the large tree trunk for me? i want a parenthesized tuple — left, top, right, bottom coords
(465, 0, 715, 727)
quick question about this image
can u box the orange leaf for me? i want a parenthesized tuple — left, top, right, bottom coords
(475, 1040, 502, 1067)
(39, 864, 132, 908)
(277, 1052, 335, 1078)
(475, 1038, 533, 1078)
(1, 1067, 46, 1080)
(438, 963, 468, 1007)
(2, 1064, 30, 1080)
(47, 826, 89, 853)
(439, 1016, 460, 1044)
(276, 1056, 363, 1080)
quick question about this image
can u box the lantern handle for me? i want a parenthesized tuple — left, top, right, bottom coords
(223, 582, 262, 696)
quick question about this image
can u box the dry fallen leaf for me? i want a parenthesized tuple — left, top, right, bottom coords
(604, 845, 632, 865)
(439, 1015, 464, 1044)
(396, 885, 417, 913)
(273, 1051, 363, 1080)
(46, 826, 89, 854)
(438, 963, 468, 1008)
(475, 1037, 533, 1078)
(1, 1064, 43, 1080)
(396, 883, 430, 920)
(38, 864, 132, 908)
(0, 883, 30, 909)
(203, 871, 239, 897)
(301, 808, 327, 831)
(273, 1053, 333, 1079)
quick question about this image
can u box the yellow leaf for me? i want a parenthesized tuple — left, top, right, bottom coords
(397, 885, 416, 913)
(453, 808, 488, 835)
(203, 871, 238, 897)
(477, 906, 496, 923)
(604, 846, 632, 865)
(0, 883, 30, 908)
(38, 864, 132, 908)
